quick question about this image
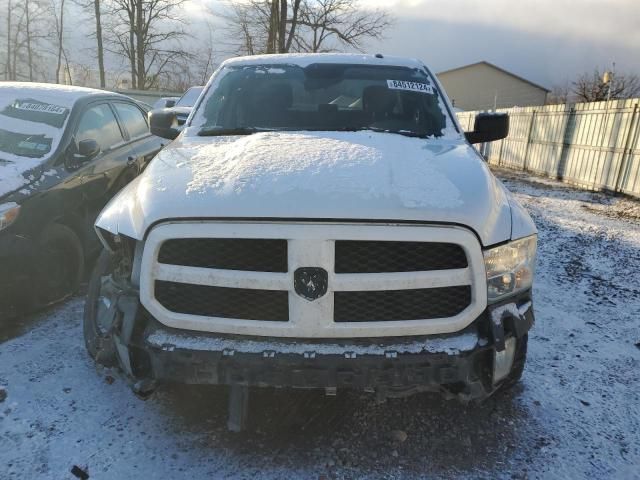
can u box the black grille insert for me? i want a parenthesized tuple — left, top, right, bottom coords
(334, 286, 471, 322)
(155, 281, 289, 321)
(335, 241, 467, 273)
(158, 238, 287, 272)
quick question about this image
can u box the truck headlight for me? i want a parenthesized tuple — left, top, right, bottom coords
(0, 202, 20, 231)
(484, 235, 537, 302)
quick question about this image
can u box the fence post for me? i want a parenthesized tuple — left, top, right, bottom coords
(522, 110, 537, 171)
(557, 106, 577, 181)
(614, 101, 640, 194)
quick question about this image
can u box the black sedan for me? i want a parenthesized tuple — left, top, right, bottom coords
(0, 83, 165, 318)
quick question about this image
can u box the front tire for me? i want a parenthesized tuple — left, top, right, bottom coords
(83, 249, 118, 367)
(36, 223, 85, 306)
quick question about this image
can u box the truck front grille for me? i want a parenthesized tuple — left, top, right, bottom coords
(155, 281, 289, 321)
(335, 240, 467, 273)
(141, 223, 485, 338)
(158, 238, 288, 272)
(334, 286, 472, 322)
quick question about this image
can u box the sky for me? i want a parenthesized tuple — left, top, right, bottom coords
(187, 0, 640, 90)
(360, 0, 640, 88)
(63, 0, 640, 91)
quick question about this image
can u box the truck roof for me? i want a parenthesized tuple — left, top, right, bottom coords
(222, 53, 426, 70)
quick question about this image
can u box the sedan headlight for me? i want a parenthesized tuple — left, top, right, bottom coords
(484, 235, 537, 302)
(0, 202, 20, 231)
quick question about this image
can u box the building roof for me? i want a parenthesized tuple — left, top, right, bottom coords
(437, 61, 550, 93)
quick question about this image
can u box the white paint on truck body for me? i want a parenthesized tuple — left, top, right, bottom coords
(95, 53, 537, 338)
(95, 130, 521, 246)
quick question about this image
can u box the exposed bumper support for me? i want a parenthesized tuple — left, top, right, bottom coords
(105, 278, 533, 430)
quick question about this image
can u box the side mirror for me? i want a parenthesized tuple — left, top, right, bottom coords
(149, 109, 180, 140)
(164, 99, 176, 108)
(78, 138, 100, 158)
(465, 113, 509, 144)
(65, 138, 99, 170)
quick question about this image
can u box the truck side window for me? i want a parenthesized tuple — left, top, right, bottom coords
(114, 103, 149, 139)
(76, 104, 124, 151)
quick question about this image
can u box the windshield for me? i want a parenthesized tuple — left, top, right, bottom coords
(176, 87, 204, 107)
(0, 89, 72, 163)
(191, 63, 454, 138)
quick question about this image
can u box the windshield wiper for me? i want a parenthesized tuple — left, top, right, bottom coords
(198, 127, 269, 137)
(197, 125, 433, 138)
(333, 126, 432, 138)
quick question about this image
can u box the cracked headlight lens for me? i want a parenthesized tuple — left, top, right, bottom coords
(484, 235, 537, 302)
(0, 202, 20, 231)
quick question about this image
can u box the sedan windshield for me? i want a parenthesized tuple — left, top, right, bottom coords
(0, 89, 71, 162)
(191, 63, 452, 138)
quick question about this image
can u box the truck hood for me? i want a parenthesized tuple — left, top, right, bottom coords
(97, 131, 515, 246)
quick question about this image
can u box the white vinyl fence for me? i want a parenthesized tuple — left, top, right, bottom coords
(457, 98, 640, 198)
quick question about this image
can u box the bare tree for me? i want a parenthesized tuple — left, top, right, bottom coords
(3, 0, 51, 81)
(94, 0, 105, 86)
(24, 0, 52, 80)
(26, 0, 33, 80)
(220, 0, 390, 55)
(220, 2, 259, 55)
(572, 68, 640, 102)
(4, 0, 14, 79)
(70, 0, 106, 86)
(547, 82, 570, 105)
(10, 6, 27, 80)
(196, 19, 217, 85)
(295, 0, 392, 52)
(220, 0, 301, 56)
(107, 0, 191, 90)
(50, 0, 68, 83)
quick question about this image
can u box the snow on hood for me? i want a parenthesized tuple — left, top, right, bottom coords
(0, 83, 100, 198)
(97, 131, 513, 245)
(185, 131, 463, 208)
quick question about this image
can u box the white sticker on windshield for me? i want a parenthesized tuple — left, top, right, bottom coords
(14, 101, 67, 115)
(387, 80, 433, 94)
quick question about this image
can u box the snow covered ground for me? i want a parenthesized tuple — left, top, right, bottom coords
(1, 168, 639, 479)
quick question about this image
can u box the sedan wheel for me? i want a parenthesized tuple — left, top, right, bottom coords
(37, 223, 84, 306)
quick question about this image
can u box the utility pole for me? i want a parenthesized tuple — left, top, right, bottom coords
(605, 62, 616, 102)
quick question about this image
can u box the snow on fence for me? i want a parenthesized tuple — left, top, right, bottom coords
(457, 98, 640, 198)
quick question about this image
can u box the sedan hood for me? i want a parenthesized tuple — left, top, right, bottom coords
(0, 161, 44, 201)
(97, 131, 513, 246)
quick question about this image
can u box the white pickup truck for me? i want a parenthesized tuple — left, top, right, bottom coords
(84, 53, 537, 431)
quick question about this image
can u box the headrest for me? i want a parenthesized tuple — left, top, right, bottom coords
(258, 83, 293, 110)
(362, 86, 396, 114)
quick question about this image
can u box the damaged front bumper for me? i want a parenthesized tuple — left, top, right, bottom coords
(106, 278, 534, 402)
